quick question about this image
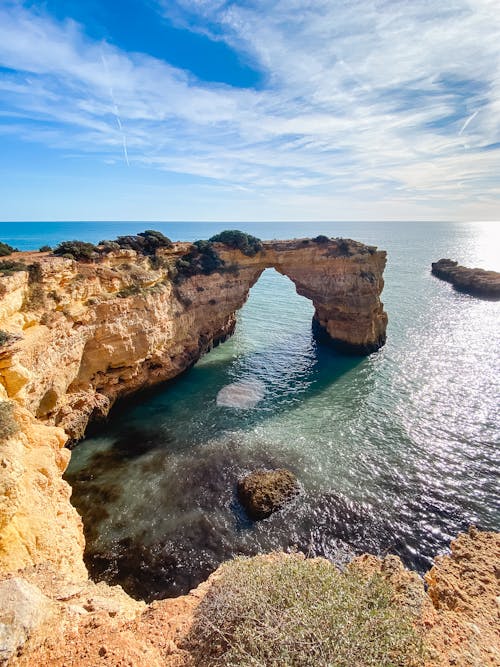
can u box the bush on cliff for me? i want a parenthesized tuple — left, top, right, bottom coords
(0, 242, 17, 256)
(0, 260, 28, 276)
(53, 241, 97, 261)
(175, 241, 225, 280)
(208, 230, 262, 257)
(112, 230, 173, 255)
(188, 555, 423, 667)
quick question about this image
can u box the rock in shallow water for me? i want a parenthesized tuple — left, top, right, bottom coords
(431, 258, 500, 299)
(237, 469, 300, 520)
(216, 380, 265, 408)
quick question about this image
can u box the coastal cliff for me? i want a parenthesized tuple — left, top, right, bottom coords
(0, 237, 387, 442)
(0, 235, 497, 666)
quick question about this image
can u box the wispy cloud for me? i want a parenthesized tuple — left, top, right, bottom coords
(0, 0, 499, 218)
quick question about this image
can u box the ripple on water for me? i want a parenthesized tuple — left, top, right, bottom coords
(65, 229, 500, 601)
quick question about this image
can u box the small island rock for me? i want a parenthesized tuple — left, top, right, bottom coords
(431, 258, 500, 299)
(237, 469, 300, 520)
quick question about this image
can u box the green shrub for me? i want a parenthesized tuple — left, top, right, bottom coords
(39, 245, 52, 252)
(113, 230, 173, 255)
(208, 230, 262, 256)
(0, 260, 28, 276)
(97, 240, 120, 253)
(0, 242, 17, 257)
(175, 242, 225, 280)
(187, 555, 424, 667)
(149, 254, 169, 271)
(53, 241, 97, 261)
(0, 401, 19, 440)
(312, 235, 330, 243)
(336, 238, 351, 255)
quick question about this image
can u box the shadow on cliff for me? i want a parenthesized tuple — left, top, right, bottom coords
(84, 331, 370, 446)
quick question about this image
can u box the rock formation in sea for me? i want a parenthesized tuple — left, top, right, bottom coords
(0, 236, 387, 442)
(431, 258, 500, 299)
(237, 469, 300, 519)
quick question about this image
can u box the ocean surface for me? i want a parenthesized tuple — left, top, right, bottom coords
(1, 221, 498, 600)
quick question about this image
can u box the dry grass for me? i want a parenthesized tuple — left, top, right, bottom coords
(187, 555, 424, 667)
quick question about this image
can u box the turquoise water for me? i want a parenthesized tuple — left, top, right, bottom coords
(2, 222, 498, 600)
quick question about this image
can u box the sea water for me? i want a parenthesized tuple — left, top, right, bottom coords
(1, 221, 498, 600)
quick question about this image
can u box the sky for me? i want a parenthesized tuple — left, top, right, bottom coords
(0, 0, 499, 222)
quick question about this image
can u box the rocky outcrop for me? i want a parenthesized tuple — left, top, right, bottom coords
(431, 258, 500, 299)
(237, 469, 300, 519)
(0, 403, 85, 579)
(423, 527, 500, 666)
(0, 237, 386, 442)
(3, 530, 498, 666)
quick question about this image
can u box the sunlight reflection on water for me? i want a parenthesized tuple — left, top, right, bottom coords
(65, 222, 500, 600)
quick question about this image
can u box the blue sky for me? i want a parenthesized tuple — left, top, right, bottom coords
(0, 0, 499, 221)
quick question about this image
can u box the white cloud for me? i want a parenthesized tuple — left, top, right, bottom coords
(0, 0, 499, 219)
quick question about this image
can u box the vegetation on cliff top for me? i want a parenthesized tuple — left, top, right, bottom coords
(53, 240, 97, 261)
(0, 260, 29, 276)
(175, 240, 225, 280)
(52, 230, 173, 261)
(174, 230, 262, 280)
(105, 230, 173, 255)
(188, 555, 424, 667)
(208, 230, 263, 256)
(0, 241, 17, 257)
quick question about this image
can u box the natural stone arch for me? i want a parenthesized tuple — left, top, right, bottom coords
(262, 239, 387, 354)
(173, 237, 388, 359)
(0, 236, 387, 440)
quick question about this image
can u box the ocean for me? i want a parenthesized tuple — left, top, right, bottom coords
(2, 221, 498, 600)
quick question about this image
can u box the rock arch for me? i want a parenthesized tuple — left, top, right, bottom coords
(0, 237, 387, 439)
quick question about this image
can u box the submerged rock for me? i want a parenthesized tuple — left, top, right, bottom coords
(237, 469, 300, 520)
(216, 380, 265, 408)
(431, 258, 500, 299)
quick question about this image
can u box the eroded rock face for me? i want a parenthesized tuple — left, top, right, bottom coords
(237, 469, 300, 519)
(6, 530, 499, 667)
(0, 237, 387, 441)
(431, 258, 500, 299)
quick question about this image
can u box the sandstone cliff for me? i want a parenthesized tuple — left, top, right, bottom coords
(1, 237, 497, 666)
(2, 529, 498, 666)
(431, 258, 500, 299)
(0, 237, 387, 442)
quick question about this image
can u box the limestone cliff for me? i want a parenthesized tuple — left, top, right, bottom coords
(0, 237, 497, 665)
(2, 529, 498, 666)
(431, 258, 500, 299)
(0, 237, 387, 442)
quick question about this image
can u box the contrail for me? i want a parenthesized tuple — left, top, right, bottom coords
(459, 110, 479, 136)
(100, 52, 130, 166)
